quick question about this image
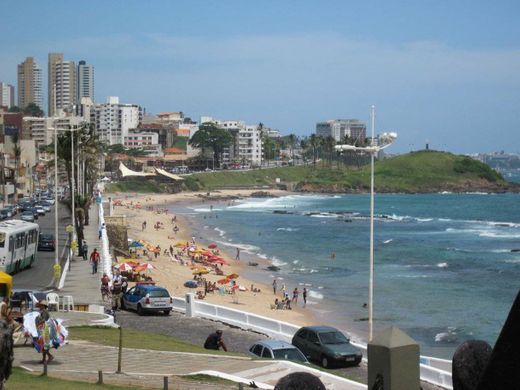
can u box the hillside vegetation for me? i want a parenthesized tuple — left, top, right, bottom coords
(109, 151, 519, 194)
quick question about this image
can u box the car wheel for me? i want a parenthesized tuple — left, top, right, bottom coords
(137, 304, 143, 316)
(163, 310, 171, 316)
(321, 355, 330, 368)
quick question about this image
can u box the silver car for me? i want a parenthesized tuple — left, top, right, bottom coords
(249, 340, 309, 364)
(121, 285, 173, 315)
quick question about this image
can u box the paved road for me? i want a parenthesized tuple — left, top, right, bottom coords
(11, 205, 71, 290)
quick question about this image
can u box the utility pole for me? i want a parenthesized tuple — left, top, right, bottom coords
(0, 151, 5, 207)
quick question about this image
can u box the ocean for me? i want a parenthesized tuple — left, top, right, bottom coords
(170, 192, 520, 359)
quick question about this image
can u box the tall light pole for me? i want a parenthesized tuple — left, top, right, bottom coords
(335, 107, 397, 341)
(50, 126, 59, 266)
(71, 127, 75, 241)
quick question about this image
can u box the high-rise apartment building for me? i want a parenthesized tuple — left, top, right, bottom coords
(0, 83, 15, 109)
(77, 60, 94, 103)
(54, 60, 77, 115)
(48, 53, 63, 116)
(17, 57, 43, 110)
(316, 119, 366, 142)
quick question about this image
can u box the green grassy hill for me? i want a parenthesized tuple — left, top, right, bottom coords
(108, 151, 519, 194)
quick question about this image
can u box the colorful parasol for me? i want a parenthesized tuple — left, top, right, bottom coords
(192, 268, 210, 275)
(135, 263, 156, 272)
(129, 241, 144, 248)
(208, 243, 218, 249)
(227, 273, 239, 279)
(217, 278, 230, 284)
(118, 263, 134, 272)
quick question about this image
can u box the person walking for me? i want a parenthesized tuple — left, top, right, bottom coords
(272, 279, 277, 295)
(235, 247, 240, 261)
(82, 240, 88, 261)
(111, 277, 123, 311)
(204, 330, 227, 352)
(89, 248, 100, 274)
(302, 288, 307, 307)
(292, 287, 299, 304)
(98, 223, 105, 239)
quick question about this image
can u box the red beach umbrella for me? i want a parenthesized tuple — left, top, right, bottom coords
(217, 278, 230, 284)
(208, 243, 218, 249)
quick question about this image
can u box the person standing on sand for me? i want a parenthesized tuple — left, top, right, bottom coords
(281, 283, 286, 298)
(302, 288, 307, 307)
(292, 288, 299, 304)
(142, 221, 147, 231)
(272, 279, 277, 295)
(235, 248, 240, 261)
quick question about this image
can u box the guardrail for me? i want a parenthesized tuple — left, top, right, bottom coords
(98, 200, 113, 280)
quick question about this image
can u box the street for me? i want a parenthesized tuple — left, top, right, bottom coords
(11, 205, 72, 291)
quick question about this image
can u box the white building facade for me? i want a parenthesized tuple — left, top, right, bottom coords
(0, 83, 15, 109)
(91, 97, 141, 145)
(77, 60, 94, 103)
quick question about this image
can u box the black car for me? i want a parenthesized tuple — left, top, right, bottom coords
(291, 326, 362, 368)
(37, 234, 55, 251)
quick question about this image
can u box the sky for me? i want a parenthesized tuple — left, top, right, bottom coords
(1, 0, 519, 154)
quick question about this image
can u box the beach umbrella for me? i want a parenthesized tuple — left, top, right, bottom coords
(174, 242, 186, 248)
(227, 273, 239, 279)
(184, 280, 198, 288)
(192, 268, 210, 275)
(208, 258, 229, 266)
(118, 259, 140, 267)
(217, 278, 230, 284)
(129, 241, 144, 248)
(201, 251, 213, 257)
(135, 263, 156, 272)
(208, 243, 218, 249)
(117, 263, 134, 272)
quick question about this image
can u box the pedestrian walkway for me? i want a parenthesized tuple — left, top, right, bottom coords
(58, 203, 105, 306)
(14, 340, 365, 389)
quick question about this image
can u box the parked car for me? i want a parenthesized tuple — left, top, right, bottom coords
(37, 234, 55, 251)
(0, 209, 9, 220)
(291, 326, 362, 368)
(10, 289, 47, 311)
(249, 340, 309, 364)
(35, 206, 45, 216)
(40, 202, 52, 212)
(20, 211, 35, 222)
(121, 285, 173, 315)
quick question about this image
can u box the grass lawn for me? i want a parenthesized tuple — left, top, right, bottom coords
(69, 326, 238, 356)
(7, 368, 137, 390)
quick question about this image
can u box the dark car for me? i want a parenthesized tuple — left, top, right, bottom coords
(291, 326, 362, 368)
(10, 289, 47, 311)
(0, 209, 8, 220)
(38, 234, 55, 251)
(121, 285, 173, 315)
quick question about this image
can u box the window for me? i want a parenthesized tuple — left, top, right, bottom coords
(307, 331, 319, 344)
(0, 232, 5, 248)
(262, 347, 273, 358)
(296, 329, 308, 339)
(251, 344, 263, 356)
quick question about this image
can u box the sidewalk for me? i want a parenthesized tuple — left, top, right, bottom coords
(13, 340, 364, 389)
(58, 203, 105, 306)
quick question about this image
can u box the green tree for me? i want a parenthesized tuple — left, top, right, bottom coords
(308, 134, 320, 167)
(287, 133, 297, 161)
(23, 103, 44, 117)
(11, 133, 21, 198)
(188, 122, 233, 168)
(8, 106, 21, 113)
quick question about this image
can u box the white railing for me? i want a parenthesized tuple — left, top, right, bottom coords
(98, 199, 113, 279)
(171, 295, 453, 389)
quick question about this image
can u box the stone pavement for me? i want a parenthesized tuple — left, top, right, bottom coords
(58, 203, 105, 306)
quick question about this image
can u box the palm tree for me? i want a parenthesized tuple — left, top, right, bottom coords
(11, 133, 21, 200)
(287, 133, 297, 162)
(323, 136, 336, 167)
(308, 134, 320, 167)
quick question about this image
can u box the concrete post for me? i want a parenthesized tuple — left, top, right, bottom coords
(368, 326, 420, 390)
(109, 196, 113, 216)
(185, 293, 195, 317)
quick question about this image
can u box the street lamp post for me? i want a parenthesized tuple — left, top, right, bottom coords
(335, 106, 397, 341)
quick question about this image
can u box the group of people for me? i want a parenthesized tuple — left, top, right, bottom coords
(272, 279, 308, 308)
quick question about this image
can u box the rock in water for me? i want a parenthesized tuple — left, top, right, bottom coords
(0, 320, 13, 389)
(452, 340, 492, 390)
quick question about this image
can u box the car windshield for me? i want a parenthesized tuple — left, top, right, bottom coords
(148, 289, 170, 298)
(23, 211, 32, 215)
(318, 331, 349, 344)
(272, 348, 307, 362)
(40, 235, 53, 240)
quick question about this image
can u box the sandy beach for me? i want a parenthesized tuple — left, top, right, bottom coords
(107, 189, 319, 327)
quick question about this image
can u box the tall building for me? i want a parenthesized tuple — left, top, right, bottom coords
(54, 60, 77, 115)
(77, 60, 94, 103)
(316, 119, 366, 142)
(17, 57, 43, 110)
(48, 53, 63, 116)
(91, 97, 141, 145)
(0, 83, 15, 109)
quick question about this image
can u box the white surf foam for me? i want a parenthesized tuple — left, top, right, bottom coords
(437, 262, 449, 268)
(276, 227, 300, 232)
(214, 227, 226, 237)
(308, 291, 324, 300)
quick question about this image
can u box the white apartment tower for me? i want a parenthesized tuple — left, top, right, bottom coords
(77, 60, 94, 103)
(54, 61, 77, 115)
(91, 97, 141, 145)
(0, 83, 15, 109)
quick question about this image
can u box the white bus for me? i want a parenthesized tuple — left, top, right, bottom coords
(0, 220, 39, 274)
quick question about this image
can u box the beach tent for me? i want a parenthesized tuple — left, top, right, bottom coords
(119, 162, 156, 178)
(155, 168, 184, 181)
(129, 241, 144, 248)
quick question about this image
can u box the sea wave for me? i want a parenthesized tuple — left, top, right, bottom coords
(230, 194, 340, 210)
(437, 262, 449, 268)
(192, 207, 224, 212)
(504, 259, 520, 264)
(214, 227, 226, 237)
(276, 227, 300, 232)
(271, 256, 288, 267)
(216, 240, 260, 253)
(479, 232, 520, 239)
(308, 291, 324, 300)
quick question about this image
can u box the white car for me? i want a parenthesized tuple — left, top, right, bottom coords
(35, 207, 45, 215)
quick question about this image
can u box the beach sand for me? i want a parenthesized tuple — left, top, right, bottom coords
(107, 189, 319, 327)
